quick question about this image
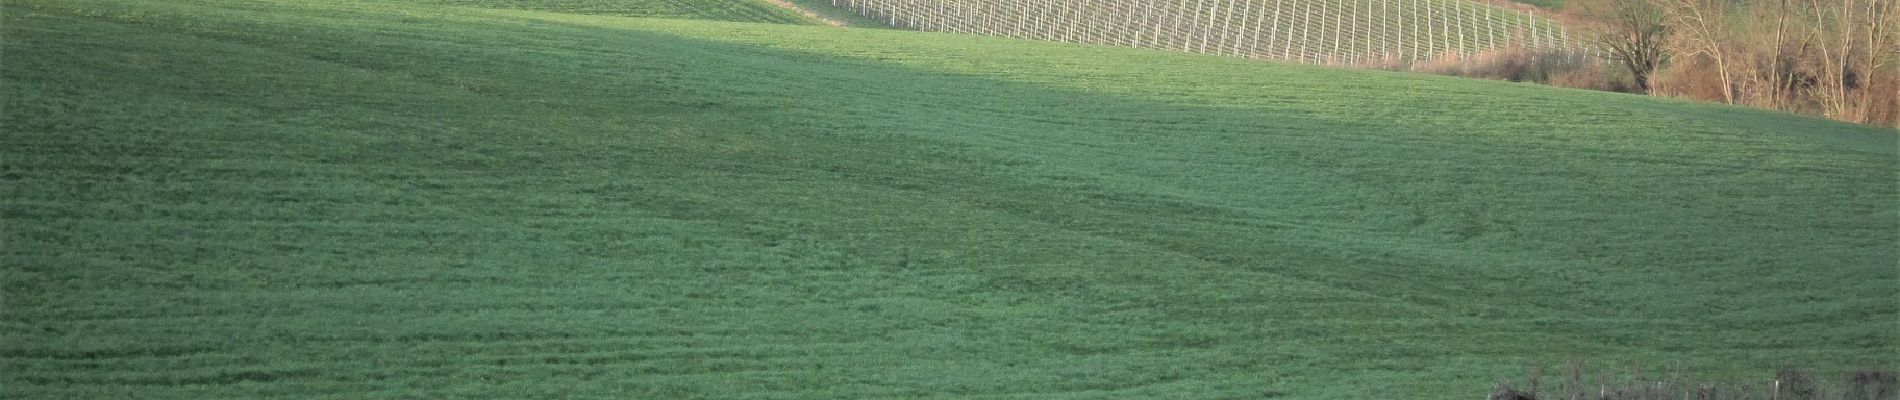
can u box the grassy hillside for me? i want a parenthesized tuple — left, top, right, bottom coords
(375, 0, 818, 23)
(3, 0, 1895, 399)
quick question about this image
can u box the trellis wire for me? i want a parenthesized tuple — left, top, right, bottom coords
(829, 0, 1577, 64)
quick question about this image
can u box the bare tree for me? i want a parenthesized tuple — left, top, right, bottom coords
(1854, 0, 1898, 125)
(1809, 0, 1859, 121)
(1570, 0, 1673, 93)
(1742, 0, 1819, 109)
(1658, 0, 1736, 103)
(1783, 0, 1900, 125)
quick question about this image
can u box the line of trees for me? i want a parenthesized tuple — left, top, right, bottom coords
(1571, 0, 1899, 127)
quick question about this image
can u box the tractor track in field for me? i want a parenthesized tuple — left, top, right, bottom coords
(762, 0, 849, 27)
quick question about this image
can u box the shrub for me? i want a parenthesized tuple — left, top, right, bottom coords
(1389, 48, 1630, 92)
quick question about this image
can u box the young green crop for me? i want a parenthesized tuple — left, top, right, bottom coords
(2, 0, 1893, 399)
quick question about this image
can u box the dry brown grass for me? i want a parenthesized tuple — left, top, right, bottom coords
(1488, 362, 1900, 400)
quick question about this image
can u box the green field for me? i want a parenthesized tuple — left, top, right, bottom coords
(2, 0, 1895, 399)
(369, 0, 817, 23)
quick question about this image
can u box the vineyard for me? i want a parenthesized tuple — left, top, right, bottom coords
(829, 0, 1578, 63)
